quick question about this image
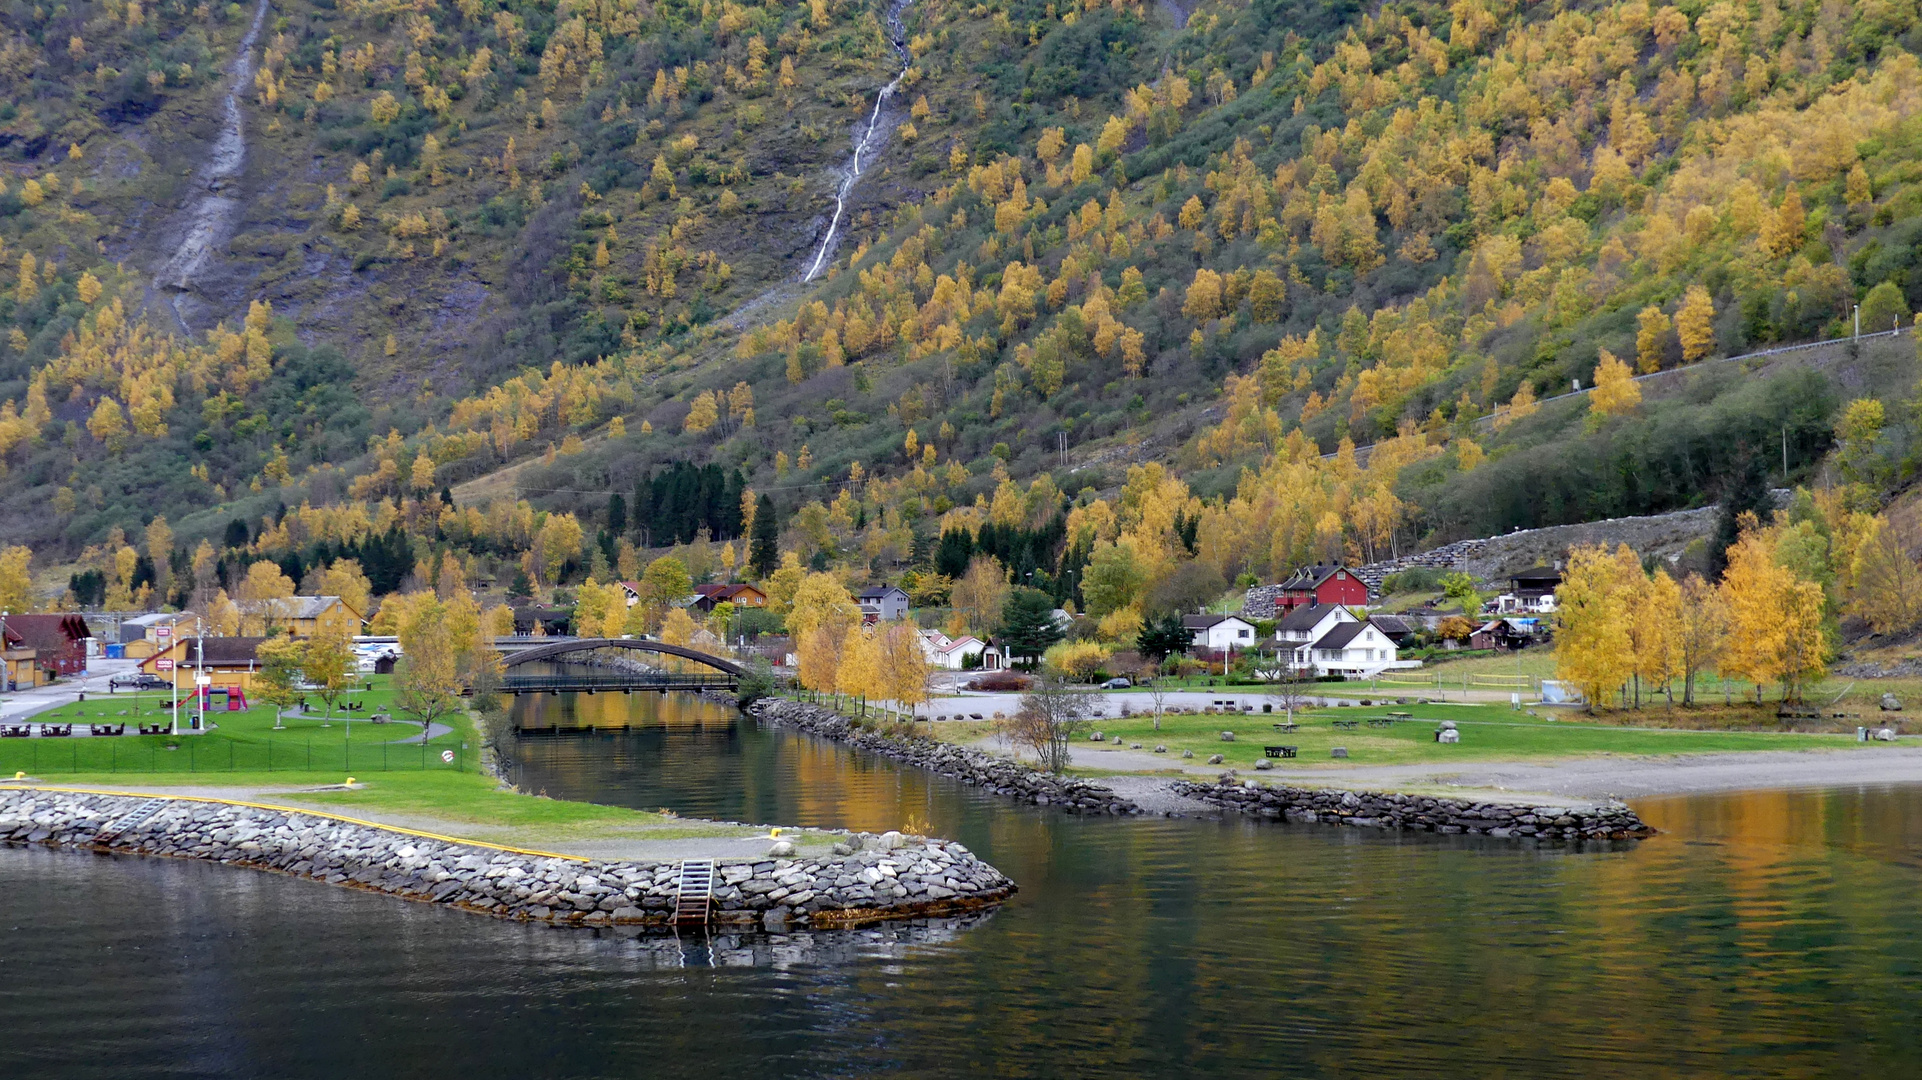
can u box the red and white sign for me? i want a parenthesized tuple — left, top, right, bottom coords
(155, 626, 171, 638)
(155, 659, 174, 671)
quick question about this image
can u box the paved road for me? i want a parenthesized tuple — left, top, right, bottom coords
(0, 659, 145, 724)
(927, 687, 1410, 720)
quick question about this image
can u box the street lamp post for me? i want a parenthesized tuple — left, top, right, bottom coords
(1, 609, 9, 696)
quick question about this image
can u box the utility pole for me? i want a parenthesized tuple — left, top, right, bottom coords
(195, 616, 206, 734)
(1854, 304, 1861, 340)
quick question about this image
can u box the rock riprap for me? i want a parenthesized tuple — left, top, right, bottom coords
(1169, 780, 1654, 840)
(751, 698, 1139, 815)
(0, 788, 1015, 929)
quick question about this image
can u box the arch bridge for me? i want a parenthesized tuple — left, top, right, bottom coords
(499, 637, 745, 694)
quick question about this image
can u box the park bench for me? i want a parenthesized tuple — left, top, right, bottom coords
(1332, 719, 1360, 730)
(1365, 718, 1392, 728)
(1264, 745, 1297, 759)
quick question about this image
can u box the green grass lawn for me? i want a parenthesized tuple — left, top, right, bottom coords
(0, 676, 476, 778)
(1045, 702, 1867, 772)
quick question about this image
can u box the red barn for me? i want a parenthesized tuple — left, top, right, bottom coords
(5, 613, 93, 678)
(1275, 565, 1371, 614)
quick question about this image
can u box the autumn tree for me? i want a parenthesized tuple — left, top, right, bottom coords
(876, 620, 932, 719)
(1628, 569, 1682, 705)
(1676, 285, 1716, 362)
(1849, 519, 1922, 636)
(628, 556, 691, 632)
(1719, 532, 1827, 702)
(1005, 676, 1094, 772)
(1553, 544, 1637, 710)
(1635, 305, 1672, 374)
(1674, 575, 1727, 706)
(0, 545, 32, 613)
(948, 554, 1010, 638)
(1588, 349, 1642, 421)
(237, 561, 296, 635)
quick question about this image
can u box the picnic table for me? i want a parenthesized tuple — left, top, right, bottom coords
(1271, 721, 1299, 733)
(1387, 711, 1412, 720)
(1365, 718, 1393, 728)
(1264, 745, 1297, 759)
(1331, 719, 1360, 730)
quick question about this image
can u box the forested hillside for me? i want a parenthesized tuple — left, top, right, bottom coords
(3, 0, 1922, 622)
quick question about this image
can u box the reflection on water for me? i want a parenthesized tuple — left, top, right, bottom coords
(5, 684, 1922, 1077)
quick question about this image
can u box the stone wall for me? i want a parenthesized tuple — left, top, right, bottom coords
(0, 788, 1015, 930)
(1168, 779, 1653, 840)
(751, 698, 1140, 815)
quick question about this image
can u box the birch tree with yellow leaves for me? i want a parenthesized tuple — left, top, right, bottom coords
(1718, 532, 1827, 703)
(1552, 544, 1638, 710)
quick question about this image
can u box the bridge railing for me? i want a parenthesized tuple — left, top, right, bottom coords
(501, 673, 738, 691)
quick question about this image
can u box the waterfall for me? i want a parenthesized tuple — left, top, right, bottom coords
(803, 0, 914, 282)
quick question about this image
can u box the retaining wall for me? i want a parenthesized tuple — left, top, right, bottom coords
(0, 787, 1015, 930)
(1169, 779, 1653, 840)
(751, 698, 1140, 815)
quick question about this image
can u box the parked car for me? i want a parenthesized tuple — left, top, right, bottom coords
(110, 673, 168, 691)
(1101, 677, 1132, 689)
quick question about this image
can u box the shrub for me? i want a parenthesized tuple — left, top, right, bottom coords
(966, 671, 1032, 692)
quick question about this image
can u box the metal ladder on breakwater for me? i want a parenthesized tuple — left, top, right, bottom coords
(94, 799, 166, 844)
(673, 859, 715, 927)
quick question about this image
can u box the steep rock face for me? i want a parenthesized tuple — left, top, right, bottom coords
(0, 788, 1017, 929)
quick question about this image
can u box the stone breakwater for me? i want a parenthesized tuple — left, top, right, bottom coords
(1169, 780, 1654, 840)
(0, 788, 1015, 929)
(751, 698, 1140, 815)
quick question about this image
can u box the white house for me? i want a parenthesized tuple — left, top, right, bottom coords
(1275, 603, 1358, 652)
(919, 629, 994, 670)
(1300, 620, 1421, 678)
(1183, 614, 1258, 652)
(858, 585, 910, 623)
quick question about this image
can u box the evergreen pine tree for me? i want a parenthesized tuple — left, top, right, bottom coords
(997, 587, 1064, 668)
(749, 494, 780, 577)
(1710, 452, 1771, 580)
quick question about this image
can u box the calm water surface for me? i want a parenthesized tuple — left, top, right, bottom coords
(5, 689, 1922, 1078)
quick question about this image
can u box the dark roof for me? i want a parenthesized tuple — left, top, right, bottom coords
(172, 637, 268, 667)
(5, 614, 91, 651)
(1281, 565, 1357, 590)
(1369, 614, 1413, 634)
(1312, 622, 1372, 650)
(1278, 603, 1348, 631)
(1511, 566, 1563, 584)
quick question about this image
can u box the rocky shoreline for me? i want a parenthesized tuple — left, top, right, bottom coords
(1169, 778, 1654, 840)
(750, 698, 1141, 815)
(0, 787, 1016, 930)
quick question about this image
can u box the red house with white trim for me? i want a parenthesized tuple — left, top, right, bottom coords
(1275, 565, 1371, 614)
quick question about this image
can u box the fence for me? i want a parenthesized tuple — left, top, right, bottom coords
(1468, 673, 1537, 688)
(0, 734, 473, 776)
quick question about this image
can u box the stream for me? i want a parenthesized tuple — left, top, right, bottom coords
(802, 0, 914, 281)
(152, 0, 272, 328)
